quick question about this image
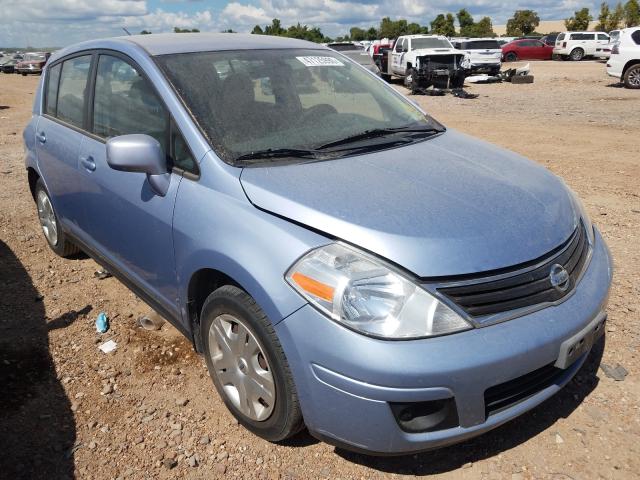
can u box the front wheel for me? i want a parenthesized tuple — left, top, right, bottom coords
(623, 64, 640, 89)
(504, 52, 518, 62)
(201, 285, 304, 441)
(34, 179, 80, 257)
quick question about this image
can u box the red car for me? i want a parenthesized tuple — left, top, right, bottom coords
(502, 39, 554, 62)
(16, 52, 50, 76)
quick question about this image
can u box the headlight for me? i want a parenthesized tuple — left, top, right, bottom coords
(285, 243, 471, 339)
(569, 189, 595, 245)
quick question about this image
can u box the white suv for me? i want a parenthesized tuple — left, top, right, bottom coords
(607, 27, 640, 89)
(554, 31, 610, 60)
(452, 38, 502, 75)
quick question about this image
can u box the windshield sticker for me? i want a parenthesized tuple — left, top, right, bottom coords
(297, 56, 344, 67)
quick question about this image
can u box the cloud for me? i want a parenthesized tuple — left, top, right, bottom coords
(0, 0, 616, 47)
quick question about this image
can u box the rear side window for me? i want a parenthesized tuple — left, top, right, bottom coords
(632, 30, 640, 45)
(598, 34, 609, 41)
(57, 55, 92, 128)
(44, 63, 61, 116)
(92, 55, 169, 154)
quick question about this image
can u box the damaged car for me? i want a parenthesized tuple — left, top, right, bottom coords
(378, 34, 472, 94)
(25, 33, 612, 455)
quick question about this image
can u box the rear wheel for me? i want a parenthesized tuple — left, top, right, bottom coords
(570, 48, 584, 61)
(201, 285, 304, 441)
(504, 52, 518, 62)
(623, 64, 640, 89)
(34, 179, 80, 257)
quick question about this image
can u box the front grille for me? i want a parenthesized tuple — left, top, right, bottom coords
(438, 224, 590, 317)
(484, 362, 565, 417)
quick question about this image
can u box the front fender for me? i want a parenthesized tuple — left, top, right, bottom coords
(173, 159, 330, 333)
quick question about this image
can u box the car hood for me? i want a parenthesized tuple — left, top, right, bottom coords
(240, 130, 579, 277)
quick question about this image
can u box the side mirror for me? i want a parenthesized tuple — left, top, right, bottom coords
(106, 134, 170, 196)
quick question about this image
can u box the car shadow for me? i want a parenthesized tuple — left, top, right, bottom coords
(605, 82, 625, 88)
(0, 240, 84, 479)
(334, 337, 604, 475)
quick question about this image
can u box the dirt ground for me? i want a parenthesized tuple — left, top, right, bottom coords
(0, 60, 638, 480)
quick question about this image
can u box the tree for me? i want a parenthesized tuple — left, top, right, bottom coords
(624, 0, 640, 27)
(251, 25, 264, 34)
(430, 13, 456, 36)
(595, 2, 610, 31)
(565, 8, 593, 31)
(457, 9, 475, 36)
(407, 22, 428, 35)
(608, 2, 625, 30)
(349, 27, 366, 41)
(506, 10, 540, 36)
(264, 18, 285, 35)
(174, 27, 200, 33)
(140, 30, 152, 35)
(366, 27, 378, 40)
(221, 29, 235, 33)
(379, 17, 410, 38)
(473, 17, 495, 37)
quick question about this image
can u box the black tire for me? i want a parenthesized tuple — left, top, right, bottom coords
(21, 73, 27, 76)
(34, 179, 80, 257)
(380, 72, 392, 82)
(623, 64, 640, 89)
(570, 48, 584, 61)
(201, 285, 304, 441)
(504, 52, 518, 62)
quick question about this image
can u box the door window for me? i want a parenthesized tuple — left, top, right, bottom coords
(57, 55, 92, 128)
(44, 63, 61, 116)
(92, 55, 169, 154)
(395, 39, 404, 53)
(597, 34, 609, 41)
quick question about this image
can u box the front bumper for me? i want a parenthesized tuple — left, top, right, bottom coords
(275, 228, 612, 454)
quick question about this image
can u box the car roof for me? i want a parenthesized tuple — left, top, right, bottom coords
(53, 33, 324, 59)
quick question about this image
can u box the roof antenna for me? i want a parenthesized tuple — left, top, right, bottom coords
(122, 27, 132, 36)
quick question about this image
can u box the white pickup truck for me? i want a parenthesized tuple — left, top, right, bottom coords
(382, 35, 471, 91)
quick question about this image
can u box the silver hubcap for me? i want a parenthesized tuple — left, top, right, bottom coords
(629, 68, 640, 86)
(37, 190, 58, 246)
(208, 314, 275, 421)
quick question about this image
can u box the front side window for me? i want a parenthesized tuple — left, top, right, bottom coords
(93, 55, 169, 154)
(156, 48, 442, 166)
(557, 33, 566, 41)
(631, 30, 640, 45)
(395, 39, 404, 52)
(57, 55, 92, 128)
(44, 63, 61, 116)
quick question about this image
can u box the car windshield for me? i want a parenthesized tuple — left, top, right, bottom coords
(329, 43, 363, 52)
(341, 50, 373, 66)
(411, 38, 452, 49)
(25, 54, 46, 61)
(463, 40, 501, 50)
(156, 48, 442, 166)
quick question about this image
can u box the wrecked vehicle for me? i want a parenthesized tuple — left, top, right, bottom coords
(25, 33, 612, 455)
(377, 35, 472, 94)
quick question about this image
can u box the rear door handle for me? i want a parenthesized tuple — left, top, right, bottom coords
(36, 132, 46, 143)
(80, 155, 96, 172)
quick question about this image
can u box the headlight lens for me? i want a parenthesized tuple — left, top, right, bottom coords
(286, 243, 471, 339)
(569, 189, 595, 245)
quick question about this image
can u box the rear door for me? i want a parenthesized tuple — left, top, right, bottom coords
(35, 54, 93, 230)
(582, 33, 597, 54)
(596, 33, 610, 55)
(76, 52, 187, 320)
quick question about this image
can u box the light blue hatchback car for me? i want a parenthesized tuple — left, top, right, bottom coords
(24, 33, 612, 454)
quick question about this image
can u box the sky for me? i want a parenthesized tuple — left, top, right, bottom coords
(0, 0, 618, 47)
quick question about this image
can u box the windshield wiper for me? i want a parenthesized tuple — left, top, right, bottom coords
(316, 125, 443, 150)
(235, 148, 321, 165)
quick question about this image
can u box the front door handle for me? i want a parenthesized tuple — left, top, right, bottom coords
(36, 131, 46, 143)
(80, 155, 96, 172)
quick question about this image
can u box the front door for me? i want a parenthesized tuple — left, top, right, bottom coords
(76, 53, 182, 319)
(391, 38, 405, 74)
